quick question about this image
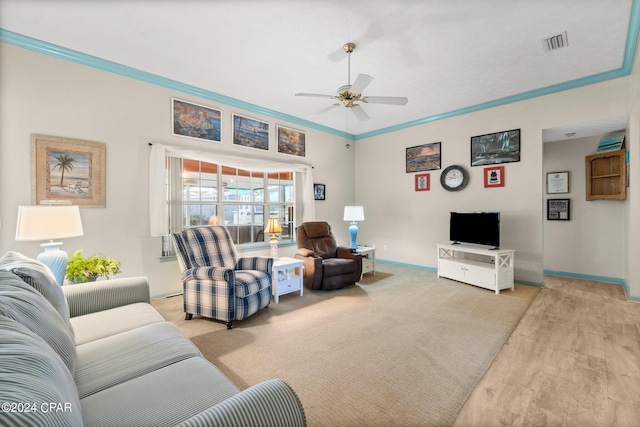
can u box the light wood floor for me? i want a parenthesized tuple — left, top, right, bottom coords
(453, 276, 640, 427)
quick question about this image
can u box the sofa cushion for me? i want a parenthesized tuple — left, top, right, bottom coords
(70, 302, 165, 345)
(80, 357, 240, 427)
(0, 272, 77, 375)
(75, 322, 202, 398)
(0, 315, 83, 427)
(0, 251, 71, 324)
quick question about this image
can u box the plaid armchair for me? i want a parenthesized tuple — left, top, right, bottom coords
(172, 226, 273, 329)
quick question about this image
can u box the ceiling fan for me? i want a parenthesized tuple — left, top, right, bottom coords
(295, 43, 408, 122)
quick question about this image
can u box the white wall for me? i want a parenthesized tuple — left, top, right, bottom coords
(0, 43, 355, 297)
(543, 135, 626, 279)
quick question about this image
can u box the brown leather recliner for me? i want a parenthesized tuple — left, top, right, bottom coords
(295, 221, 362, 290)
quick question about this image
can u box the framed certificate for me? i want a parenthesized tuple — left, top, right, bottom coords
(546, 171, 569, 194)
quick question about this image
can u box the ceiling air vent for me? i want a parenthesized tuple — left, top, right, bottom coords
(543, 31, 569, 52)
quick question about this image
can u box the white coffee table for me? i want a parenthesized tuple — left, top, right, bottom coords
(272, 257, 304, 303)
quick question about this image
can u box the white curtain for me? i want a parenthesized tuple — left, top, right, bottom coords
(149, 142, 315, 236)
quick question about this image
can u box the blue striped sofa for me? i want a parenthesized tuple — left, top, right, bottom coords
(0, 252, 306, 427)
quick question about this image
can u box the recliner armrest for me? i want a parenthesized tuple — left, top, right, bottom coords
(236, 256, 273, 273)
(336, 246, 360, 260)
(295, 248, 318, 258)
(182, 266, 234, 282)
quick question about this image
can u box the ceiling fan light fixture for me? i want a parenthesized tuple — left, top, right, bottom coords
(295, 41, 407, 122)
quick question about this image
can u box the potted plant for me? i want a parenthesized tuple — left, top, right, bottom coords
(65, 249, 122, 284)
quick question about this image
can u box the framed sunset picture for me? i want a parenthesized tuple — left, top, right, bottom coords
(233, 114, 269, 150)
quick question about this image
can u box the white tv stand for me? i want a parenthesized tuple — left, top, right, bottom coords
(437, 244, 515, 294)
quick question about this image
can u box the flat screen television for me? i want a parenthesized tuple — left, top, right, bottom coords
(450, 212, 500, 249)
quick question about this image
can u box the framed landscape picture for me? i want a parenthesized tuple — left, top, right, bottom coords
(31, 134, 106, 208)
(277, 125, 306, 157)
(471, 128, 520, 166)
(406, 142, 441, 173)
(172, 98, 221, 143)
(233, 114, 269, 150)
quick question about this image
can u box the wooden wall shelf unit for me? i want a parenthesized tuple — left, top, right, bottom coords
(585, 149, 626, 200)
(437, 244, 515, 294)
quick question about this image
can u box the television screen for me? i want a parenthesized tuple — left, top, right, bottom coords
(450, 212, 500, 248)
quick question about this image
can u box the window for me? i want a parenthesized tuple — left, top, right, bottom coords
(163, 157, 294, 255)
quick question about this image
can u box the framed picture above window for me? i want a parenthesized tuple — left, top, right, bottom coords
(415, 173, 430, 191)
(31, 134, 106, 208)
(547, 198, 570, 221)
(484, 166, 505, 188)
(471, 128, 520, 166)
(314, 183, 326, 200)
(406, 142, 441, 173)
(233, 114, 269, 150)
(277, 125, 306, 157)
(172, 98, 221, 143)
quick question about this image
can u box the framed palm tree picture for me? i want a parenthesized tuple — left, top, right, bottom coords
(31, 134, 106, 207)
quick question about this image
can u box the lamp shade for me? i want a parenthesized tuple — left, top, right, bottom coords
(265, 217, 283, 234)
(343, 206, 365, 222)
(16, 205, 84, 242)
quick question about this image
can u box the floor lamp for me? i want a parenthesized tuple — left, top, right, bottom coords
(15, 205, 84, 285)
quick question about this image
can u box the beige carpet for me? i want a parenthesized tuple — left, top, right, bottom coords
(152, 263, 539, 426)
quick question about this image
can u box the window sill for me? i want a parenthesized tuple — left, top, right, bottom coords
(160, 241, 297, 262)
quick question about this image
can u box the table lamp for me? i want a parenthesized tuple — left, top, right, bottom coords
(265, 217, 283, 259)
(15, 204, 84, 285)
(343, 206, 364, 248)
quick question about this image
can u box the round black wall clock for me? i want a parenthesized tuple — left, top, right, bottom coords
(440, 165, 469, 191)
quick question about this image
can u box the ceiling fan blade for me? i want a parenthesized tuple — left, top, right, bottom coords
(312, 103, 341, 115)
(362, 96, 408, 105)
(295, 93, 336, 99)
(350, 105, 370, 122)
(349, 74, 374, 95)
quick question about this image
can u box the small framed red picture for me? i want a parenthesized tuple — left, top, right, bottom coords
(484, 166, 505, 188)
(415, 173, 430, 191)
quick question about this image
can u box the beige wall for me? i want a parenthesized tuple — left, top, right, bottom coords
(2, 40, 640, 298)
(0, 43, 355, 297)
(543, 135, 626, 278)
(355, 76, 638, 289)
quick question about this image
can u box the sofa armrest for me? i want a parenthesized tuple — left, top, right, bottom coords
(176, 378, 306, 427)
(236, 256, 273, 273)
(62, 276, 150, 318)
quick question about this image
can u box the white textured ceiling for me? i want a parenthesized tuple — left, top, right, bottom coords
(0, 0, 635, 138)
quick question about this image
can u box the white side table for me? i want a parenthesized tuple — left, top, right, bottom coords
(272, 257, 304, 303)
(356, 246, 376, 277)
